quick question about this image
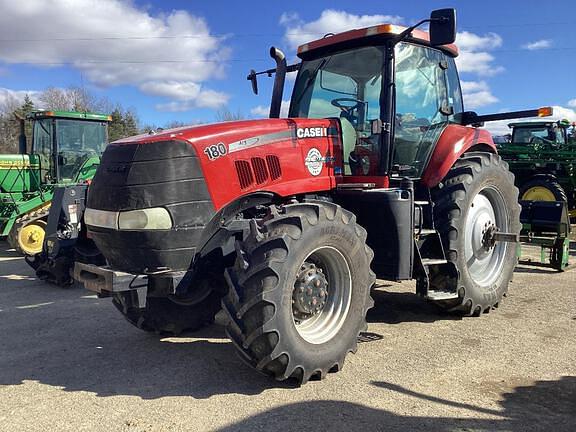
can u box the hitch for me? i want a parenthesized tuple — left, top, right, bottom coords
(493, 232, 520, 243)
(482, 225, 519, 250)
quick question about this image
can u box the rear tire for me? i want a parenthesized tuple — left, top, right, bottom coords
(431, 152, 521, 315)
(519, 175, 567, 203)
(112, 274, 226, 335)
(222, 202, 375, 384)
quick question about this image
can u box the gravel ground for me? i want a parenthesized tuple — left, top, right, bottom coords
(0, 240, 575, 432)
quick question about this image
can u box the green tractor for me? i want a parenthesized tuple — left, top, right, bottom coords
(497, 119, 574, 269)
(498, 120, 575, 217)
(0, 110, 110, 255)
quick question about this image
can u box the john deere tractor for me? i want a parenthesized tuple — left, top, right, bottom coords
(0, 110, 110, 254)
(497, 120, 574, 269)
(498, 120, 575, 217)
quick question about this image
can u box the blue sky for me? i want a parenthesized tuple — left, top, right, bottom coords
(1, 0, 575, 133)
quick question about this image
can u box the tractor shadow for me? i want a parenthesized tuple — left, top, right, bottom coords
(367, 283, 462, 325)
(216, 377, 576, 431)
(0, 244, 21, 259)
(0, 244, 293, 399)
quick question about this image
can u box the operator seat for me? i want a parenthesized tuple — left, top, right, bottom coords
(339, 117, 357, 175)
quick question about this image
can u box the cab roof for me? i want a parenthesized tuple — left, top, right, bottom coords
(27, 110, 112, 122)
(508, 121, 568, 129)
(297, 24, 459, 60)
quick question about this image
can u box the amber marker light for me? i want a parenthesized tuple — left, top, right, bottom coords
(538, 107, 553, 117)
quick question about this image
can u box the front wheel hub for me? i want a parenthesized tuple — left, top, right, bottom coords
(293, 263, 328, 319)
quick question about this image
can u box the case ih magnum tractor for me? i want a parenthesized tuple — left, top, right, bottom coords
(76, 9, 548, 383)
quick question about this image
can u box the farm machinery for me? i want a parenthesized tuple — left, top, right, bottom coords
(0, 110, 110, 254)
(67, 9, 555, 384)
(497, 120, 574, 270)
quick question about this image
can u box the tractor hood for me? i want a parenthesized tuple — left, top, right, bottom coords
(86, 117, 343, 273)
(107, 118, 343, 209)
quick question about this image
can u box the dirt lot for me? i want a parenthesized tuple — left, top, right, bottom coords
(0, 240, 575, 432)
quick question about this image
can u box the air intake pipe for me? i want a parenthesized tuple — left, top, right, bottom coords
(269, 47, 287, 119)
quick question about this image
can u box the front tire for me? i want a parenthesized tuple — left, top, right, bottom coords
(112, 274, 226, 335)
(222, 202, 375, 384)
(432, 152, 521, 316)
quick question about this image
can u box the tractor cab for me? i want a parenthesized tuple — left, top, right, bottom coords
(290, 35, 462, 178)
(249, 10, 461, 184)
(508, 120, 570, 149)
(26, 110, 111, 184)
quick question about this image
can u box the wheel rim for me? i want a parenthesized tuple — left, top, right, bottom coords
(18, 220, 47, 255)
(464, 187, 509, 287)
(522, 186, 556, 201)
(292, 246, 352, 345)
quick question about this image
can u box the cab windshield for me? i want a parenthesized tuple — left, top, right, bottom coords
(55, 119, 108, 181)
(290, 46, 385, 175)
(289, 42, 456, 177)
(511, 125, 566, 147)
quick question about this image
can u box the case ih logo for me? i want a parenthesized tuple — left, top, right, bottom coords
(297, 127, 328, 139)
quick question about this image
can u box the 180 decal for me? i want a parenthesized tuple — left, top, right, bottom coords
(204, 143, 227, 160)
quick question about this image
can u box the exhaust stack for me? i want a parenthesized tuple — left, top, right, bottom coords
(269, 47, 287, 119)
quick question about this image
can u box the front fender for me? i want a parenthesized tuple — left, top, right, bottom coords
(421, 125, 496, 188)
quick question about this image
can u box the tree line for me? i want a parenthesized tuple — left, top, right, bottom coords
(0, 86, 140, 153)
(0, 87, 250, 154)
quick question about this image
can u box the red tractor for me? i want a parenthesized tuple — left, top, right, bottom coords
(76, 9, 549, 384)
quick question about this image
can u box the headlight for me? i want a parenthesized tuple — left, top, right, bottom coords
(117, 207, 172, 230)
(85, 208, 118, 229)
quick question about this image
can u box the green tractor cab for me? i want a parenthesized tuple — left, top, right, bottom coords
(0, 110, 110, 254)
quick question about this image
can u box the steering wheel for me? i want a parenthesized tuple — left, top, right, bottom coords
(331, 98, 362, 113)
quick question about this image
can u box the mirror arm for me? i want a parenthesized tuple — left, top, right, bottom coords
(394, 16, 449, 45)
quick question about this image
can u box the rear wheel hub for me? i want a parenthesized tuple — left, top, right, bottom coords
(293, 263, 328, 319)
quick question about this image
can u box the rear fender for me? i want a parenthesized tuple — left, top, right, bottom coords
(421, 124, 496, 188)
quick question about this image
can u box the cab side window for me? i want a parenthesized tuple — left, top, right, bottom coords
(393, 43, 449, 176)
(33, 119, 54, 181)
(444, 56, 463, 121)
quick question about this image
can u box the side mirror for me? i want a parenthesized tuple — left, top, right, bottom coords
(429, 8, 456, 46)
(247, 69, 258, 95)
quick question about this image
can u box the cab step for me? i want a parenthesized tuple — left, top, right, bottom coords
(416, 228, 437, 235)
(421, 258, 448, 266)
(426, 290, 460, 301)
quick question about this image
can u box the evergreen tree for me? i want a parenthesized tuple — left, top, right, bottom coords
(107, 108, 125, 142)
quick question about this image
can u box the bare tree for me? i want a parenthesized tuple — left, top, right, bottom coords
(215, 108, 245, 122)
(39, 86, 113, 114)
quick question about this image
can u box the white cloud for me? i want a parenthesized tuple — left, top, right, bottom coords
(484, 105, 576, 135)
(456, 31, 503, 52)
(567, 98, 576, 108)
(156, 89, 229, 112)
(280, 10, 402, 50)
(0, 0, 230, 112)
(455, 31, 504, 77)
(0, 87, 41, 109)
(280, 13, 503, 79)
(250, 100, 290, 118)
(522, 39, 552, 50)
(461, 81, 498, 109)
